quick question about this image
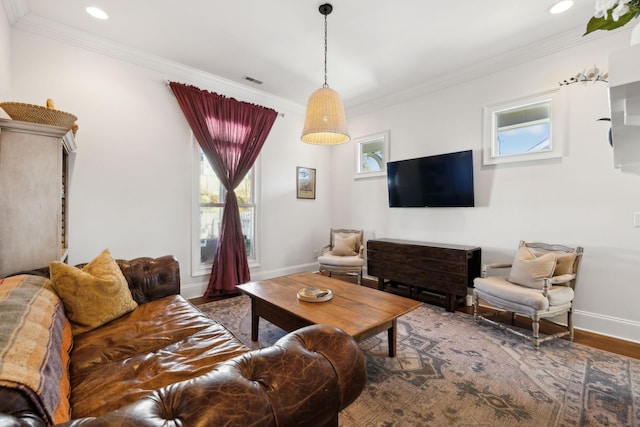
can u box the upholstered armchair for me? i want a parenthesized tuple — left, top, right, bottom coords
(318, 229, 365, 285)
(473, 241, 583, 349)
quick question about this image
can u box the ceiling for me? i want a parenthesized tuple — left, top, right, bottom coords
(7, 0, 600, 111)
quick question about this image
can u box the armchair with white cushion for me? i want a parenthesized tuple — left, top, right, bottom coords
(473, 240, 583, 349)
(318, 229, 365, 285)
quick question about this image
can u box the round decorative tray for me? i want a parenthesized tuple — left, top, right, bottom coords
(0, 102, 77, 129)
(297, 287, 333, 302)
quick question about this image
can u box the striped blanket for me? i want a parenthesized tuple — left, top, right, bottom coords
(0, 275, 72, 425)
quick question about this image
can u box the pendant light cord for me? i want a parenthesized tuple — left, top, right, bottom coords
(323, 13, 328, 88)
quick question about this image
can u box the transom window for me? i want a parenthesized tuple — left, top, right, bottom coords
(495, 101, 550, 156)
(483, 89, 565, 165)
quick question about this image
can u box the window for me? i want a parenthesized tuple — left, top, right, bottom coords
(483, 89, 566, 165)
(495, 101, 550, 156)
(354, 130, 389, 179)
(195, 147, 257, 273)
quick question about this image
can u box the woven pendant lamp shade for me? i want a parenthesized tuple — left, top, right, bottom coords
(301, 87, 350, 145)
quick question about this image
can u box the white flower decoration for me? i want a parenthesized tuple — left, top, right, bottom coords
(586, 0, 640, 34)
(594, 0, 619, 18)
(612, 0, 632, 20)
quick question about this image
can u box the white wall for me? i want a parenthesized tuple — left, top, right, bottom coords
(338, 29, 640, 343)
(7, 15, 640, 343)
(0, 4, 11, 99)
(9, 29, 333, 297)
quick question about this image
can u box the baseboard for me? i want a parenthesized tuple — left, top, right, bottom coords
(574, 309, 640, 344)
(180, 262, 317, 300)
(250, 262, 318, 281)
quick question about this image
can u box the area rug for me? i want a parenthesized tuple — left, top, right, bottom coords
(198, 295, 640, 427)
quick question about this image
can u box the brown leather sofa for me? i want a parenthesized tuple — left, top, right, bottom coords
(0, 256, 367, 427)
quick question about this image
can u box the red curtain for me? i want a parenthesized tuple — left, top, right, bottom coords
(169, 82, 278, 296)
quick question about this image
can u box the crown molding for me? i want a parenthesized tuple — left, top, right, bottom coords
(346, 26, 621, 117)
(6, 0, 622, 119)
(2, 0, 27, 25)
(10, 11, 306, 116)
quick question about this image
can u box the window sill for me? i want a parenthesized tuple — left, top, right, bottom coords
(191, 260, 261, 278)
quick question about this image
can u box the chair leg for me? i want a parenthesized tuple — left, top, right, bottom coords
(532, 315, 541, 350)
(357, 271, 362, 285)
(568, 307, 574, 341)
(473, 295, 479, 322)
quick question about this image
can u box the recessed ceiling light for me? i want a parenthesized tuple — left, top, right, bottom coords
(549, 0, 574, 14)
(86, 6, 109, 20)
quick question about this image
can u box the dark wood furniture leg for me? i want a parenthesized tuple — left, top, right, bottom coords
(447, 293, 456, 313)
(388, 319, 397, 357)
(250, 298, 259, 341)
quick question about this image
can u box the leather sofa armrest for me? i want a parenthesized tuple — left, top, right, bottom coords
(59, 324, 366, 427)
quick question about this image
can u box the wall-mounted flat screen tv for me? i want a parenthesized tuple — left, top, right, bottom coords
(387, 150, 474, 208)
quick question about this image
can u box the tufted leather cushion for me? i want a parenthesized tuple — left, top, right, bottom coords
(59, 324, 366, 427)
(0, 389, 46, 427)
(114, 256, 181, 304)
(69, 295, 250, 419)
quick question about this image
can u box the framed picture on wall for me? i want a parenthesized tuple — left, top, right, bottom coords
(296, 166, 316, 199)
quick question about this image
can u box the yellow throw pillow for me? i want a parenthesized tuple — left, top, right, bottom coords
(50, 249, 138, 335)
(332, 234, 358, 256)
(508, 246, 557, 289)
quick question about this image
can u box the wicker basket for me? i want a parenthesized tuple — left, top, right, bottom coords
(0, 102, 77, 129)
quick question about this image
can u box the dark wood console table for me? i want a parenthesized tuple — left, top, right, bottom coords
(367, 238, 481, 312)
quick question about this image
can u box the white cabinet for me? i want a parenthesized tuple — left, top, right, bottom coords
(609, 43, 640, 174)
(0, 119, 76, 277)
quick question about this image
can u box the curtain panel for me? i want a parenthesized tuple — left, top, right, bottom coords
(169, 82, 278, 296)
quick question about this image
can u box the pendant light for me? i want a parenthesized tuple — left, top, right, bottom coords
(301, 3, 350, 145)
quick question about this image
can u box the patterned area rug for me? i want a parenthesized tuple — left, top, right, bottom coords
(198, 295, 640, 427)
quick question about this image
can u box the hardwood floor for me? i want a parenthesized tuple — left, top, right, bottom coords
(191, 273, 640, 360)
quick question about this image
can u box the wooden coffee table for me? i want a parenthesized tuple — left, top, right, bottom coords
(236, 272, 421, 357)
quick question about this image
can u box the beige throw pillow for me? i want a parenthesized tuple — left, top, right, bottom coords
(508, 247, 557, 289)
(50, 249, 138, 335)
(332, 234, 358, 256)
(550, 252, 576, 275)
(530, 248, 577, 276)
